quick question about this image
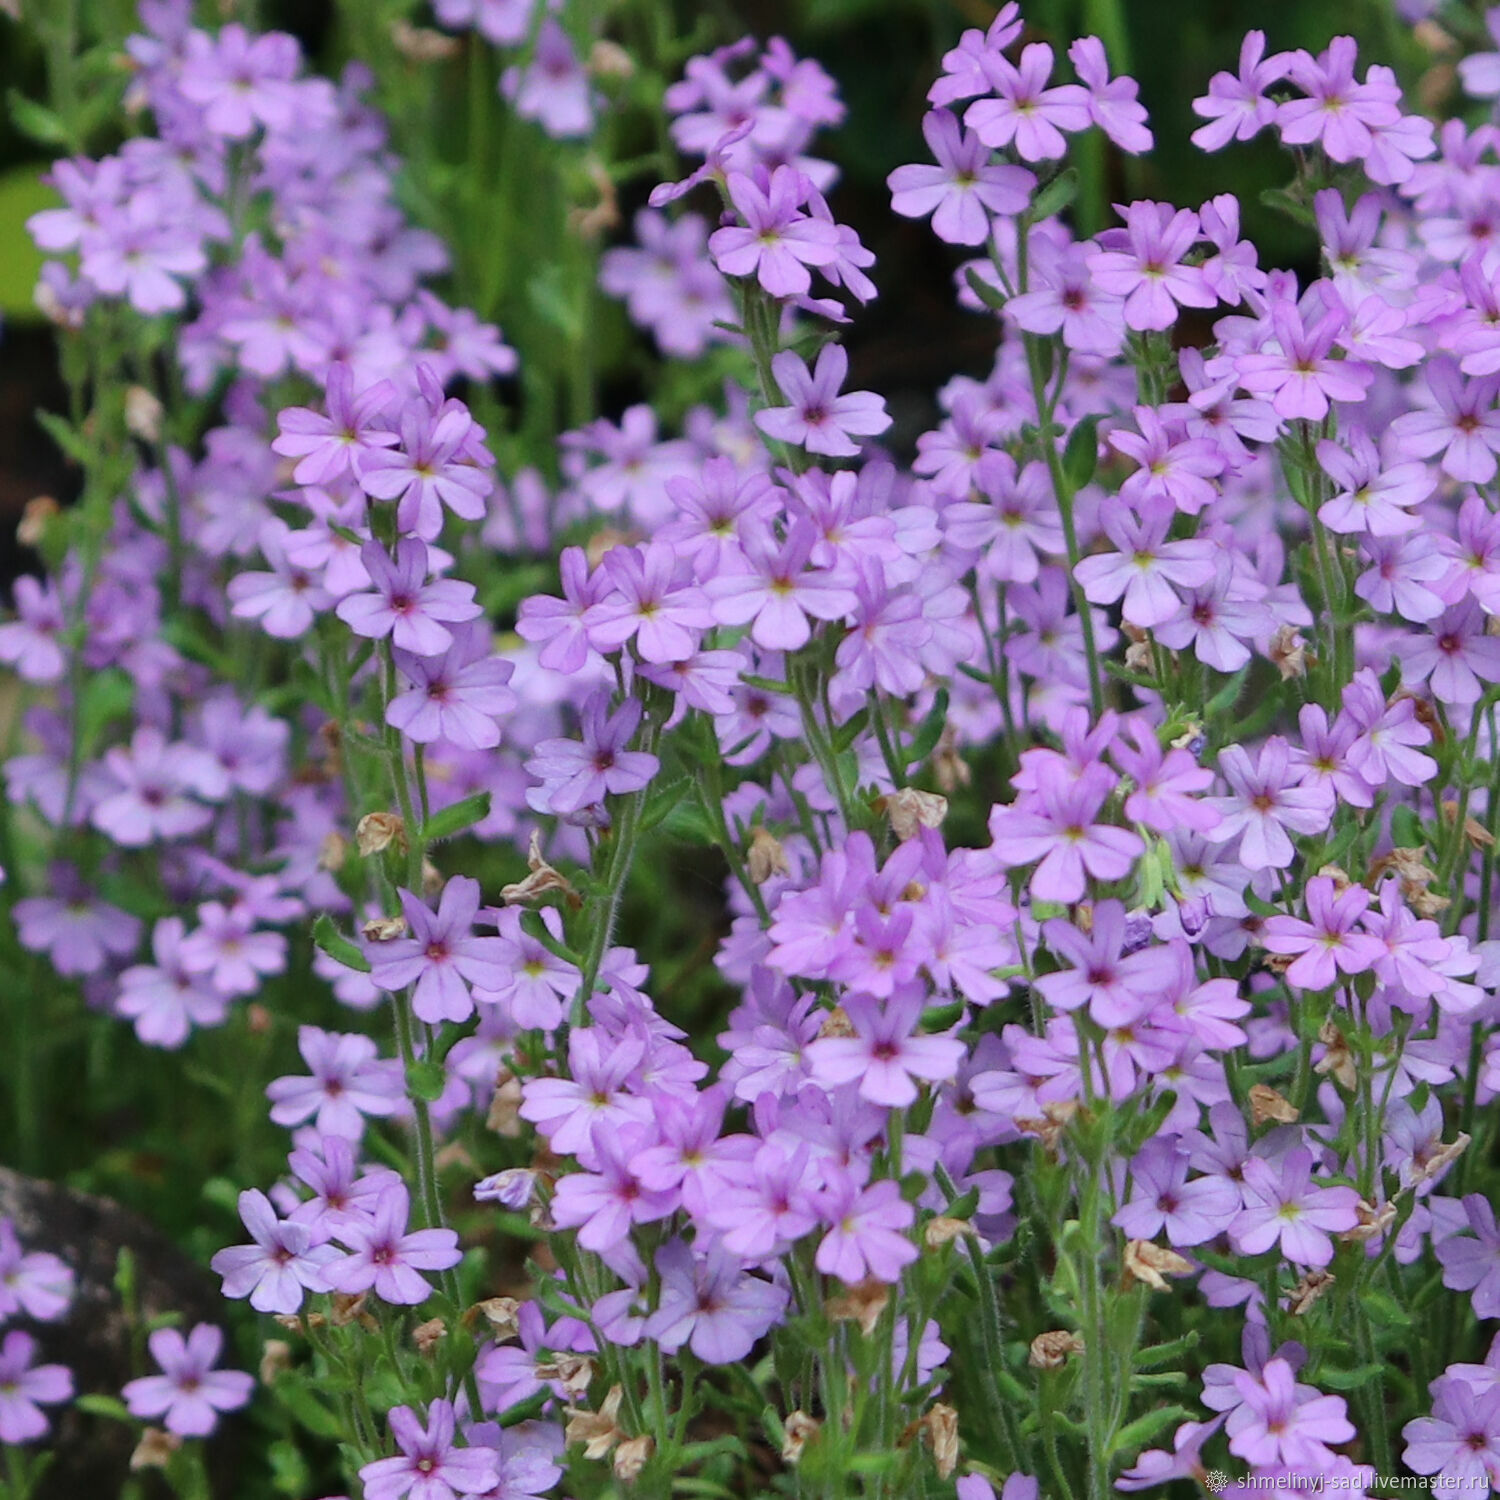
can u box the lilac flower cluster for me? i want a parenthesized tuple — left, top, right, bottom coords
(15, 1, 1500, 1498)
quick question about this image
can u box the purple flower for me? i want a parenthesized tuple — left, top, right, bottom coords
(1226, 1357, 1355, 1470)
(0, 1332, 72, 1445)
(1390, 357, 1500, 483)
(1236, 296, 1372, 422)
(1074, 495, 1217, 629)
(1437, 1195, 1500, 1318)
(1205, 738, 1334, 872)
(888, 109, 1034, 245)
(524, 692, 660, 818)
(705, 519, 858, 651)
(1404, 599, 1500, 706)
(388, 624, 517, 750)
(1036, 902, 1182, 1028)
(325, 1184, 461, 1305)
(265, 1026, 405, 1140)
(210, 1189, 338, 1315)
(229, 520, 333, 640)
(121, 1324, 253, 1438)
(360, 1400, 500, 1500)
(1278, 36, 1401, 163)
(1112, 1138, 1239, 1248)
(964, 43, 1090, 162)
(1191, 31, 1289, 151)
(1088, 202, 1214, 332)
(519, 1029, 652, 1155)
(179, 901, 287, 998)
(551, 1124, 678, 1252)
(90, 725, 224, 847)
(1261, 877, 1386, 991)
(1229, 1149, 1360, 1267)
(367, 877, 511, 1025)
(808, 991, 965, 1107)
(1316, 430, 1432, 536)
(1069, 38, 1153, 154)
(585, 542, 715, 664)
(356, 376, 493, 541)
(0, 577, 66, 683)
(987, 761, 1143, 905)
(709, 166, 842, 298)
(515, 547, 610, 675)
(644, 1239, 788, 1364)
(272, 363, 396, 487)
(1404, 1377, 1500, 1491)
(116, 916, 229, 1049)
(814, 1174, 917, 1284)
(501, 19, 594, 139)
(336, 539, 482, 657)
(178, 25, 304, 138)
(15, 866, 142, 977)
(0, 1220, 72, 1322)
(755, 345, 892, 458)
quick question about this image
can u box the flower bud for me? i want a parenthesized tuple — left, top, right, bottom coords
(356, 811, 407, 857)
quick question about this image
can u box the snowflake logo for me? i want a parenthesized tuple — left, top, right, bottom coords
(1203, 1472, 1231, 1495)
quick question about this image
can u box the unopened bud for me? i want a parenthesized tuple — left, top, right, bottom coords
(588, 40, 634, 78)
(1342, 1198, 1397, 1244)
(502, 829, 582, 908)
(317, 831, 349, 872)
(880, 788, 948, 841)
(362, 914, 408, 942)
(130, 1427, 182, 1470)
(390, 19, 460, 60)
(565, 1385, 624, 1460)
(1288, 1268, 1336, 1316)
(124, 385, 164, 442)
(924, 1403, 960, 1479)
(613, 1433, 654, 1481)
(259, 1339, 292, 1384)
(1314, 1018, 1357, 1093)
(1248, 1083, 1299, 1126)
(817, 1005, 854, 1040)
(1029, 1330, 1084, 1369)
(1269, 624, 1309, 681)
(826, 1278, 889, 1335)
(356, 811, 406, 857)
(923, 1216, 974, 1250)
(781, 1411, 820, 1465)
(412, 1318, 446, 1356)
(747, 826, 789, 884)
(473, 1297, 522, 1341)
(17, 495, 58, 549)
(1123, 1239, 1193, 1292)
(487, 1071, 525, 1137)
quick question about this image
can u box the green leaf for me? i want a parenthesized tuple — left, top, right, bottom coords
(313, 914, 370, 973)
(1316, 1362, 1387, 1392)
(1062, 415, 1099, 490)
(0, 165, 54, 321)
(273, 1372, 348, 1440)
(964, 266, 1007, 312)
(407, 1059, 447, 1102)
(1362, 1290, 1412, 1329)
(1031, 167, 1078, 222)
(908, 687, 950, 764)
(833, 708, 869, 752)
(1205, 667, 1249, 720)
(1109, 1404, 1194, 1458)
(74, 1394, 132, 1422)
(639, 776, 692, 835)
(35, 409, 93, 467)
(1390, 804, 1424, 849)
(1260, 186, 1317, 228)
(6, 92, 72, 149)
(422, 791, 491, 843)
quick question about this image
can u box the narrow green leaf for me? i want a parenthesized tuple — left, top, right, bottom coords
(312, 914, 371, 973)
(1031, 167, 1078, 222)
(422, 790, 491, 843)
(964, 266, 1007, 312)
(1062, 415, 1099, 490)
